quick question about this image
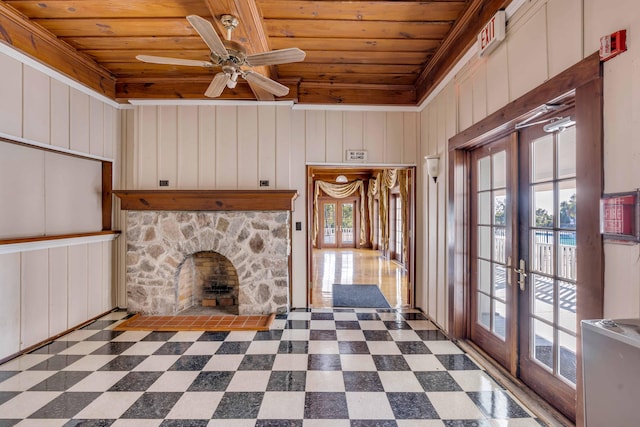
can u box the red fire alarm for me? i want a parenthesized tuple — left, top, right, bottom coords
(600, 29, 627, 61)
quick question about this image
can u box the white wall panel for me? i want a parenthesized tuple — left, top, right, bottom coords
(137, 106, 158, 188)
(258, 106, 277, 187)
(343, 111, 364, 151)
(89, 97, 104, 156)
(0, 52, 22, 138)
(403, 113, 418, 164)
(157, 106, 178, 188)
(69, 88, 90, 154)
(21, 249, 49, 349)
(215, 106, 238, 188)
(23, 65, 50, 144)
(290, 108, 307, 308)
(103, 240, 114, 311)
(104, 105, 116, 160)
(50, 79, 70, 149)
(325, 111, 343, 164)
(507, 5, 549, 101)
(364, 112, 385, 163)
(87, 242, 103, 318)
(547, 0, 582, 78)
(486, 42, 510, 115)
(177, 106, 199, 188)
(603, 244, 640, 319)
(275, 105, 291, 189)
(0, 143, 46, 239)
(49, 247, 69, 336)
(68, 244, 88, 327)
(237, 105, 258, 189)
(305, 111, 326, 162)
(385, 112, 404, 164)
(198, 106, 216, 188)
(0, 253, 21, 359)
(238, 105, 258, 189)
(44, 152, 102, 235)
(472, 65, 488, 124)
(458, 76, 473, 131)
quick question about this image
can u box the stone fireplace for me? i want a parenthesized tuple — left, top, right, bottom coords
(115, 190, 297, 316)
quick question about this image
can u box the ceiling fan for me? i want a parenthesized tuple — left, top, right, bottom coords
(136, 14, 305, 98)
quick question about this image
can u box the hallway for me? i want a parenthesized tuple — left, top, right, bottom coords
(311, 249, 410, 309)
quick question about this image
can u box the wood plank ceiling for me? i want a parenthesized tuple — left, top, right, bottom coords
(0, 0, 511, 105)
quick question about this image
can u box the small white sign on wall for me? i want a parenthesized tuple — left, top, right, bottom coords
(345, 149, 368, 162)
(478, 10, 506, 57)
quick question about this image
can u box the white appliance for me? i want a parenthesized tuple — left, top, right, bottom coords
(581, 318, 640, 426)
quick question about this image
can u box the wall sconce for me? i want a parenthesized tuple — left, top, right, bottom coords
(335, 175, 348, 183)
(425, 156, 440, 183)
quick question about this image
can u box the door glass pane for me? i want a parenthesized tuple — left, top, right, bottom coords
(493, 151, 506, 188)
(558, 281, 577, 333)
(558, 330, 577, 385)
(558, 231, 577, 280)
(557, 127, 576, 179)
(478, 259, 491, 293)
(493, 227, 505, 263)
(559, 180, 577, 229)
(478, 226, 491, 259)
(533, 319, 554, 371)
(323, 203, 336, 244)
(532, 135, 554, 183)
(494, 301, 506, 340)
(533, 182, 554, 227)
(478, 293, 491, 330)
(494, 264, 506, 301)
(532, 274, 554, 322)
(478, 192, 491, 225)
(532, 230, 554, 275)
(478, 156, 491, 191)
(341, 202, 354, 244)
(493, 190, 506, 225)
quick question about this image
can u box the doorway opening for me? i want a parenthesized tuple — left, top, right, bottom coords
(307, 166, 415, 309)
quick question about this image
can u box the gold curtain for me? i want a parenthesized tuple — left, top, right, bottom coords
(398, 169, 409, 260)
(313, 180, 366, 246)
(378, 169, 397, 251)
(367, 176, 378, 244)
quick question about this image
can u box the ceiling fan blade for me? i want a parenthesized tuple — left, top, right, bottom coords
(247, 79, 275, 101)
(243, 71, 289, 97)
(246, 48, 306, 66)
(205, 73, 229, 98)
(186, 15, 229, 60)
(136, 54, 213, 68)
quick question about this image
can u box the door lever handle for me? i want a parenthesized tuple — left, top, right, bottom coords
(514, 259, 527, 291)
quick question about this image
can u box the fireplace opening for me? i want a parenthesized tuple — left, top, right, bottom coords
(177, 251, 239, 315)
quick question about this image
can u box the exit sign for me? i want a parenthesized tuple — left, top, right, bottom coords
(478, 10, 506, 57)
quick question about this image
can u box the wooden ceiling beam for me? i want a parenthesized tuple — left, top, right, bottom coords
(277, 72, 417, 86)
(204, 0, 275, 100)
(270, 37, 441, 53)
(257, 0, 466, 21)
(279, 63, 422, 75)
(5, 0, 210, 19)
(415, 0, 512, 104)
(264, 19, 451, 39)
(298, 82, 415, 105)
(116, 77, 299, 101)
(0, 2, 115, 98)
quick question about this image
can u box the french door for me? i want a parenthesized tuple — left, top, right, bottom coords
(320, 198, 357, 248)
(470, 121, 577, 419)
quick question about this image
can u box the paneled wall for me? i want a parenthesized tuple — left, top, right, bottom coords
(129, 104, 419, 308)
(0, 48, 119, 360)
(419, 0, 640, 328)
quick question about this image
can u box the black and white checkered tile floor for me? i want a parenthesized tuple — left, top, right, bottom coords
(0, 308, 546, 426)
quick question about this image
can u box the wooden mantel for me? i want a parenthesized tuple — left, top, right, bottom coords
(114, 190, 298, 212)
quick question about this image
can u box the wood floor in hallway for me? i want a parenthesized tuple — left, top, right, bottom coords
(311, 248, 410, 308)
